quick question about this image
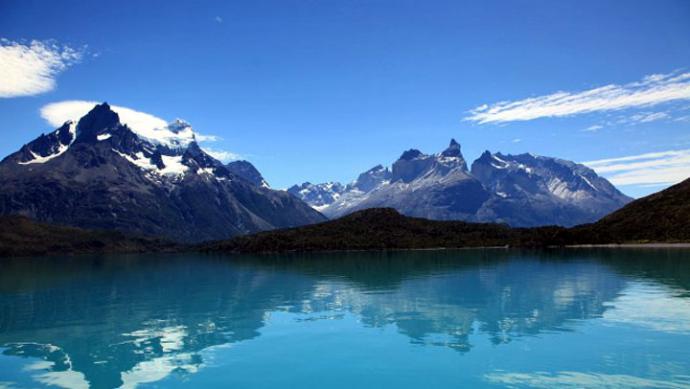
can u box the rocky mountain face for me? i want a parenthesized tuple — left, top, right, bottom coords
(226, 160, 269, 188)
(0, 103, 325, 242)
(289, 139, 632, 227)
(470, 151, 632, 226)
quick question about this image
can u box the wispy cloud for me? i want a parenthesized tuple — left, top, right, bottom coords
(202, 148, 241, 162)
(195, 133, 221, 142)
(630, 111, 669, 123)
(466, 71, 690, 124)
(584, 149, 690, 186)
(214, 16, 223, 23)
(0, 39, 84, 98)
(583, 124, 603, 132)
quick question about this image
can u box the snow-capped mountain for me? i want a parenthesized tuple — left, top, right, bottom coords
(470, 151, 632, 226)
(0, 103, 325, 242)
(289, 139, 632, 227)
(287, 182, 346, 211)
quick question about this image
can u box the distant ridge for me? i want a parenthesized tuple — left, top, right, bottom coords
(289, 139, 631, 227)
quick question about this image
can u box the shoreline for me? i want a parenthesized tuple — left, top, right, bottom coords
(562, 243, 690, 249)
(204, 242, 690, 256)
(4, 242, 690, 259)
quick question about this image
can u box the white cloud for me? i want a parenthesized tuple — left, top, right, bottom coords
(40, 100, 228, 151)
(466, 72, 690, 124)
(41, 100, 166, 133)
(202, 148, 241, 162)
(511, 138, 522, 143)
(215, 16, 223, 23)
(583, 124, 603, 132)
(630, 111, 669, 123)
(0, 39, 84, 98)
(584, 149, 690, 186)
(195, 133, 221, 142)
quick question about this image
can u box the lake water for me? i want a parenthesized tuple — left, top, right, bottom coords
(1, 249, 689, 388)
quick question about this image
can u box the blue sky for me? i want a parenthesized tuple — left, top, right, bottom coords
(1, 0, 689, 197)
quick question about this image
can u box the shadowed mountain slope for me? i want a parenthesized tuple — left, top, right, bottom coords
(569, 177, 690, 243)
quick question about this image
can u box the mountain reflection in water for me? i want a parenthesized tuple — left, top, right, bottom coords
(0, 249, 689, 388)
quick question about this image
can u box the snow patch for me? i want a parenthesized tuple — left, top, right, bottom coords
(159, 155, 188, 176)
(145, 119, 196, 150)
(114, 150, 187, 177)
(18, 121, 76, 165)
(578, 174, 599, 191)
(114, 150, 158, 171)
(97, 133, 112, 141)
(311, 204, 330, 212)
(18, 148, 67, 165)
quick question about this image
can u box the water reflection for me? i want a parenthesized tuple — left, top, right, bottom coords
(0, 249, 688, 388)
(484, 370, 690, 388)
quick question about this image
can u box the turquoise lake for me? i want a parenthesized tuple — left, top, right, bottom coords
(1, 249, 689, 388)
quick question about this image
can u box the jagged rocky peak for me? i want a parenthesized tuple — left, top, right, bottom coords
(350, 164, 391, 192)
(392, 149, 434, 183)
(75, 102, 122, 142)
(441, 138, 461, 157)
(13, 120, 77, 165)
(472, 150, 510, 174)
(472, 150, 544, 172)
(437, 138, 468, 171)
(398, 148, 425, 161)
(226, 160, 269, 187)
(391, 139, 468, 182)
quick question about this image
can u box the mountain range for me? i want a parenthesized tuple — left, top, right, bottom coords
(289, 139, 632, 227)
(0, 103, 324, 242)
(4, 174, 688, 257)
(204, 176, 690, 253)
